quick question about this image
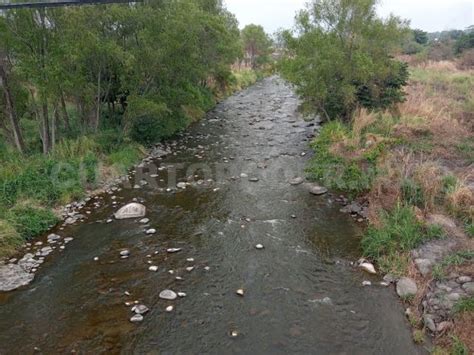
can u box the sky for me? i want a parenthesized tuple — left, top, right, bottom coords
(224, 0, 473, 34)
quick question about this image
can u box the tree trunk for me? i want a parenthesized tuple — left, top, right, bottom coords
(0, 61, 26, 153)
(94, 65, 102, 132)
(41, 99, 51, 154)
(60, 91, 71, 131)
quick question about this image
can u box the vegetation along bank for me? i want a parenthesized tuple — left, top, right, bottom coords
(279, 0, 473, 352)
(0, 1, 274, 258)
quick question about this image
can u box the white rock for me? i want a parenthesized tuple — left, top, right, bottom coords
(130, 314, 143, 323)
(255, 244, 264, 250)
(167, 248, 182, 253)
(133, 304, 149, 315)
(359, 262, 377, 274)
(159, 289, 178, 300)
(186, 267, 195, 272)
(177, 182, 187, 189)
(236, 289, 245, 296)
(146, 229, 156, 235)
(120, 250, 130, 257)
(362, 281, 372, 286)
(139, 218, 150, 224)
(114, 203, 146, 220)
(177, 292, 187, 297)
(165, 305, 174, 312)
(149, 266, 158, 272)
(186, 258, 195, 262)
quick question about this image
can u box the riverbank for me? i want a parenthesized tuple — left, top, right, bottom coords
(306, 60, 473, 352)
(0, 68, 261, 261)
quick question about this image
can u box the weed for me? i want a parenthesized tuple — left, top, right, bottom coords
(0, 220, 23, 259)
(432, 251, 474, 280)
(451, 336, 469, 355)
(5, 203, 59, 240)
(453, 297, 474, 314)
(412, 329, 425, 344)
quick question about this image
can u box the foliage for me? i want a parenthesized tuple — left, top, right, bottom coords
(241, 24, 273, 69)
(413, 29, 428, 45)
(5, 203, 59, 240)
(453, 297, 474, 314)
(279, 0, 409, 121)
(0, 220, 23, 259)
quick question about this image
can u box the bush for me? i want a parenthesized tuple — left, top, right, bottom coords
(0, 220, 23, 259)
(6, 204, 59, 240)
(129, 112, 189, 146)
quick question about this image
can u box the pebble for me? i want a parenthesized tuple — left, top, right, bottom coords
(167, 248, 182, 253)
(362, 281, 372, 286)
(166, 305, 174, 312)
(132, 304, 149, 315)
(139, 218, 150, 224)
(149, 266, 158, 272)
(186, 266, 195, 272)
(236, 289, 245, 296)
(120, 250, 130, 257)
(359, 262, 376, 274)
(178, 292, 187, 297)
(145, 229, 156, 235)
(255, 244, 264, 250)
(130, 314, 144, 323)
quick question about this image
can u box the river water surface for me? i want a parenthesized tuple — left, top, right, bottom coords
(0, 77, 421, 354)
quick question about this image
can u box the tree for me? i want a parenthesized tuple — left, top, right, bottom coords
(279, 0, 409, 121)
(241, 24, 272, 69)
(413, 29, 428, 45)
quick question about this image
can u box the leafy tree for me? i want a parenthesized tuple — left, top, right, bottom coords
(279, 0, 409, 121)
(241, 24, 272, 69)
(413, 29, 428, 45)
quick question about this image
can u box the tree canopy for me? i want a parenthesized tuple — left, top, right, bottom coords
(279, 0, 410, 121)
(241, 24, 272, 69)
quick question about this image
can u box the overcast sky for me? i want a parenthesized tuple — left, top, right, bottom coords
(225, 0, 473, 34)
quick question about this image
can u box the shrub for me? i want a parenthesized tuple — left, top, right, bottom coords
(129, 112, 189, 146)
(6, 203, 59, 240)
(0, 220, 23, 259)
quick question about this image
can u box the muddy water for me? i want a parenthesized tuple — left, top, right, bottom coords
(0, 77, 421, 354)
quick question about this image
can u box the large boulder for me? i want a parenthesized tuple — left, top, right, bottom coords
(0, 264, 35, 292)
(114, 203, 146, 220)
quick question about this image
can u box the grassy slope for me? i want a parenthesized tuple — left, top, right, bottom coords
(307, 60, 473, 351)
(0, 68, 259, 260)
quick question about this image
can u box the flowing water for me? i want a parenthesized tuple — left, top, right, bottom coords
(0, 77, 422, 354)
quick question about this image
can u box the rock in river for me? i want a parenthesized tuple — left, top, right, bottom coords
(359, 262, 376, 274)
(114, 203, 146, 220)
(305, 183, 328, 196)
(159, 289, 178, 300)
(396, 277, 418, 298)
(0, 264, 35, 292)
(289, 177, 304, 186)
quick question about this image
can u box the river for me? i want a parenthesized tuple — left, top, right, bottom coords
(0, 77, 422, 354)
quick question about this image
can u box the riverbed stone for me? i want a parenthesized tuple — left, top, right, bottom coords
(359, 262, 376, 274)
(305, 183, 328, 195)
(289, 177, 304, 186)
(423, 314, 436, 332)
(457, 276, 472, 284)
(462, 282, 474, 295)
(159, 289, 177, 300)
(114, 203, 146, 220)
(0, 264, 35, 292)
(396, 277, 418, 298)
(130, 314, 144, 323)
(415, 258, 433, 276)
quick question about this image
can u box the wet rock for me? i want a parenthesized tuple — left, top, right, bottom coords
(149, 266, 158, 272)
(177, 182, 187, 189)
(177, 292, 187, 298)
(130, 314, 144, 323)
(0, 264, 35, 292)
(305, 183, 328, 196)
(359, 262, 376, 274)
(255, 244, 264, 250)
(114, 203, 146, 220)
(289, 177, 304, 186)
(145, 229, 156, 235)
(132, 304, 149, 315)
(139, 218, 150, 224)
(120, 250, 130, 257)
(166, 305, 174, 312)
(236, 289, 245, 296)
(362, 281, 372, 286)
(167, 248, 182, 254)
(47, 234, 61, 243)
(397, 277, 418, 298)
(249, 177, 259, 182)
(39, 246, 53, 257)
(159, 289, 178, 300)
(383, 274, 396, 284)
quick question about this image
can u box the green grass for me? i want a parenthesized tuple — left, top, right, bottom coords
(0, 220, 23, 259)
(451, 336, 469, 355)
(453, 297, 474, 314)
(307, 121, 376, 195)
(362, 204, 444, 274)
(5, 203, 59, 240)
(432, 251, 474, 280)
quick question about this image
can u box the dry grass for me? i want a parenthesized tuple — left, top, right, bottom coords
(446, 180, 474, 221)
(413, 162, 444, 211)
